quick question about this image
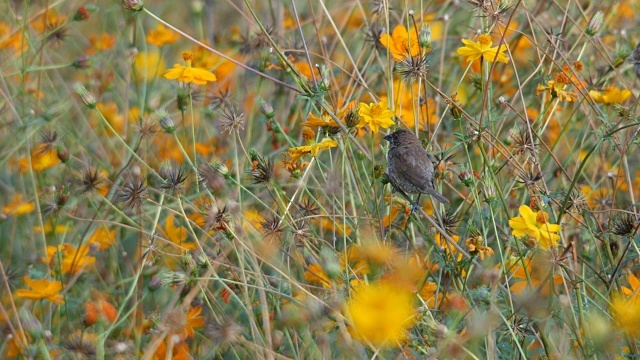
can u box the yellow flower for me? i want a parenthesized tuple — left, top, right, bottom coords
(465, 235, 494, 260)
(358, 101, 395, 134)
(3, 194, 35, 216)
(87, 228, 116, 250)
(536, 80, 578, 102)
(146, 24, 179, 46)
(133, 51, 166, 82)
(86, 33, 115, 54)
(18, 144, 61, 172)
(288, 138, 338, 163)
(589, 86, 632, 104)
(44, 244, 96, 275)
(456, 34, 508, 63)
(508, 205, 562, 249)
(346, 282, 416, 347)
(379, 25, 420, 61)
(16, 276, 64, 304)
(305, 246, 369, 288)
(622, 274, 640, 302)
(610, 292, 640, 336)
(163, 51, 217, 85)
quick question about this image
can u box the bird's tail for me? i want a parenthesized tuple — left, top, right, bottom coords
(428, 189, 449, 203)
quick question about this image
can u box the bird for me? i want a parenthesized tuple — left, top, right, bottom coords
(384, 129, 449, 208)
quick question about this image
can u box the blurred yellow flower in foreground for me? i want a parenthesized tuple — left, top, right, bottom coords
(610, 293, 640, 336)
(3, 194, 35, 216)
(509, 205, 561, 249)
(16, 276, 64, 304)
(457, 34, 508, 63)
(346, 282, 416, 347)
(288, 138, 338, 162)
(358, 101, 395, 134)
(163, 51, 217, 85)
(589, 86, 632, 104)
(133, 51, 166, 82)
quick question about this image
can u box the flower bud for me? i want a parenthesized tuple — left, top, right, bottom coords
(122, 0, 143, 12)
(156, 109, 176, 133)
(73, 83, 96, 108)
(213, 161, 230, 178)
(72, 55, 91, 70)
(419, 25, 432, 49)
(256, 96, 275, 119)
(73, 6, 90, 21)
(586, 11, 604, 37)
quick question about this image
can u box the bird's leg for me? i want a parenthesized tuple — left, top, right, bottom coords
(410, 194, 422, 215)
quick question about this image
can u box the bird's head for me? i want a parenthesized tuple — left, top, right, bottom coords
(384, 129, 419, 147)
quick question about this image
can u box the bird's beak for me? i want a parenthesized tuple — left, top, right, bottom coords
(383, 133, 392, 142)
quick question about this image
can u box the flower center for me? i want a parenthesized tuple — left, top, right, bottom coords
(535, 211, 549, 225)
(554, 72, 571, 85)
(478, 34, 492, 47)
(182, 51, 193, 67)
(370, 104, 384, 117)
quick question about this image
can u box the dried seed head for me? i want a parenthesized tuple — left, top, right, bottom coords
(38, 128, 59, 155)
(344, 108, 361, 128)
(197, 160, 227, 193)
(260, 213, 284, 240)
(62, 332, 97, 359)
(396, 53, 430, 81)
(159, 164, 189, 194)
(297, 198, 320, 218)
(205, 205, 230, 232)
(77, 167, 103, 195)
(610, 213, 638, 237)
(205, 318, 243, 347)
(249, 157, 274, 185)
(117, 175, 147, 212)
(219, 105, 245, 134)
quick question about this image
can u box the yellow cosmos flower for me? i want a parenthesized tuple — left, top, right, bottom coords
(610, 292, 640, 336)
(380, 25, 421, 61)
(2, 194, 35, 216)
(622, 274, 640, 302)
(536, 80, 578, 102)
(18, 144, 61, 173)
(146, 24, 179, 47)
(589, 86, 632, 104)
(288, 138, 338, 162)
(346, 282, 416, 347)
(457, 34, 509, 63)
(358, 101, 395, 134)
(508, 205, 562, 249)
(163, 51, 217, 85)
(133, 51, 166, 82)
(164, 214, 197, 252)
(16, 276, 64, 304)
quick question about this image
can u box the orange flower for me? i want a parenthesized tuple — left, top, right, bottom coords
(87, 227, 116, 250)
(43, 244, 96, 275)
(163, 51, 217, 85)
(2, 194, 35, 216)
(380, 25, 420, 61)
(86, 33, 115, 54)
(146, 24, 179, 46)
(84, 291, 118, 326)
(16, 276, 64, 304)
(153, 339, 190, 360)
(95, 101, 125, 136)
(181, 305, 204, 339)
(163, 215, 196, 252)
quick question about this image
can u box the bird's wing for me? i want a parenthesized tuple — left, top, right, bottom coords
(389, 146, 432, 192)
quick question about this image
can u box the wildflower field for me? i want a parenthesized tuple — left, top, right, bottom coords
(2, 0, 640, 358)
